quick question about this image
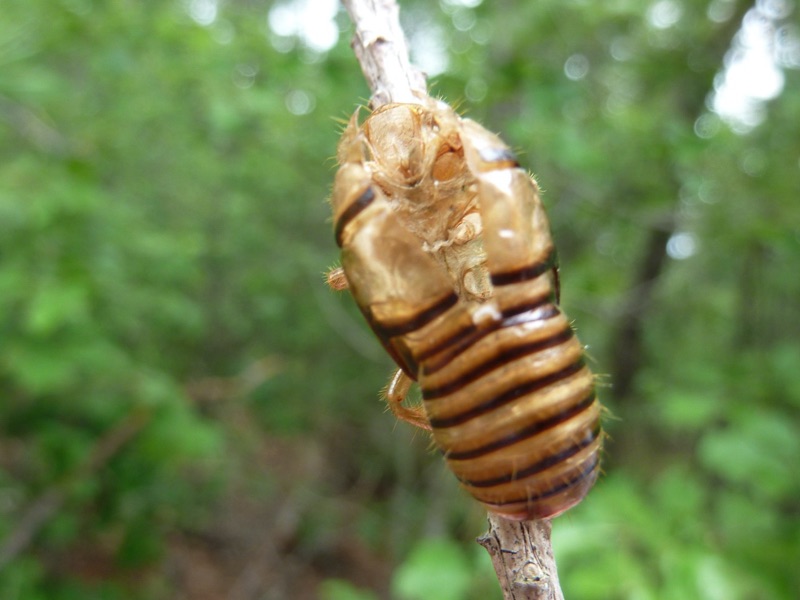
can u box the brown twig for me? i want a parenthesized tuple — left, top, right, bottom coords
(341, 0, 427, 108)
(478, 516, 565, 600)
(338, 2, 565, 599)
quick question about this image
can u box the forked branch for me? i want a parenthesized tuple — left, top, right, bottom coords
(339, 2, 565, 599)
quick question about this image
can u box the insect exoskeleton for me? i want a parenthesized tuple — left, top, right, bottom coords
(329, 97, 602, 520)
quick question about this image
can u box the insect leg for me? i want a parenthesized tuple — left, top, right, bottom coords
(333, 160, 461, 389)
(333, 162, 460, 375)
(326, 266, 349, 291)
(459, 119, 557, 290)
(385, 368, 431, 431)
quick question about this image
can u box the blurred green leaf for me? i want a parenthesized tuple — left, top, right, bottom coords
(392, 538, 473, 600)
(658, 389, 721, 430)
(25, 281, 89, 335)
(700, 411, 800, 500)
(319, 579, 379, 600)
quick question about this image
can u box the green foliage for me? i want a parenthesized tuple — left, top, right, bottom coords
(391, 538, 500, 600)
(1, 0, 798, 598)
(319, 579, 380, 600)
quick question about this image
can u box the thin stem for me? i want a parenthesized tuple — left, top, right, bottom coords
(340, 0, 427, 108)
(339, 3, 566, 599)
(478, 516, 565, 600)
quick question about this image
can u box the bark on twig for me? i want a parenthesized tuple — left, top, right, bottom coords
(341, 0, 427, 108)
(478, 516, 565, 600)
(339, 2, 565, 599)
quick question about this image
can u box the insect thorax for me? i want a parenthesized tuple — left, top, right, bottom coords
(358, 102, 493, 303)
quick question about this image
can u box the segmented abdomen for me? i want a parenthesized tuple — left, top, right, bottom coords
(386, 255, 601, 521)
(330, 100, 602, 520)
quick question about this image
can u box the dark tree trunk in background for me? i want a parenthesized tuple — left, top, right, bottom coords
(608, 216, 674, 402)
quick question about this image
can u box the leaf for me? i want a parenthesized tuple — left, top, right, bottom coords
(658, 389, 721, 430)
(392, 538, 472, 600)
(318, 579, 379, 600)
(699, 412, 800, 500)
(25, 281, 89, 335)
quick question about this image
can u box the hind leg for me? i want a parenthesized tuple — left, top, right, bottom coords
(327, 266, 430, 430)
(327, 268, 431, 431)
(385, 368, 431, 431)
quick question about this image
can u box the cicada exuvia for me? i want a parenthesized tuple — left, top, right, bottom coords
(328, 97, 602, 520)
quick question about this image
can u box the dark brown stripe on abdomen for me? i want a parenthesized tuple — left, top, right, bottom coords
(334, 186, 375, 248)
(483, 452, 600, 507)
(446, 391, 597, 461)
(422, 325, 574, 400)
(490, 247, 557, 286)
(426, 359, 586, 428)
(457, 422, 601, 488)
(377, 292, 459, 338)
(418, 295, 557, 373)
